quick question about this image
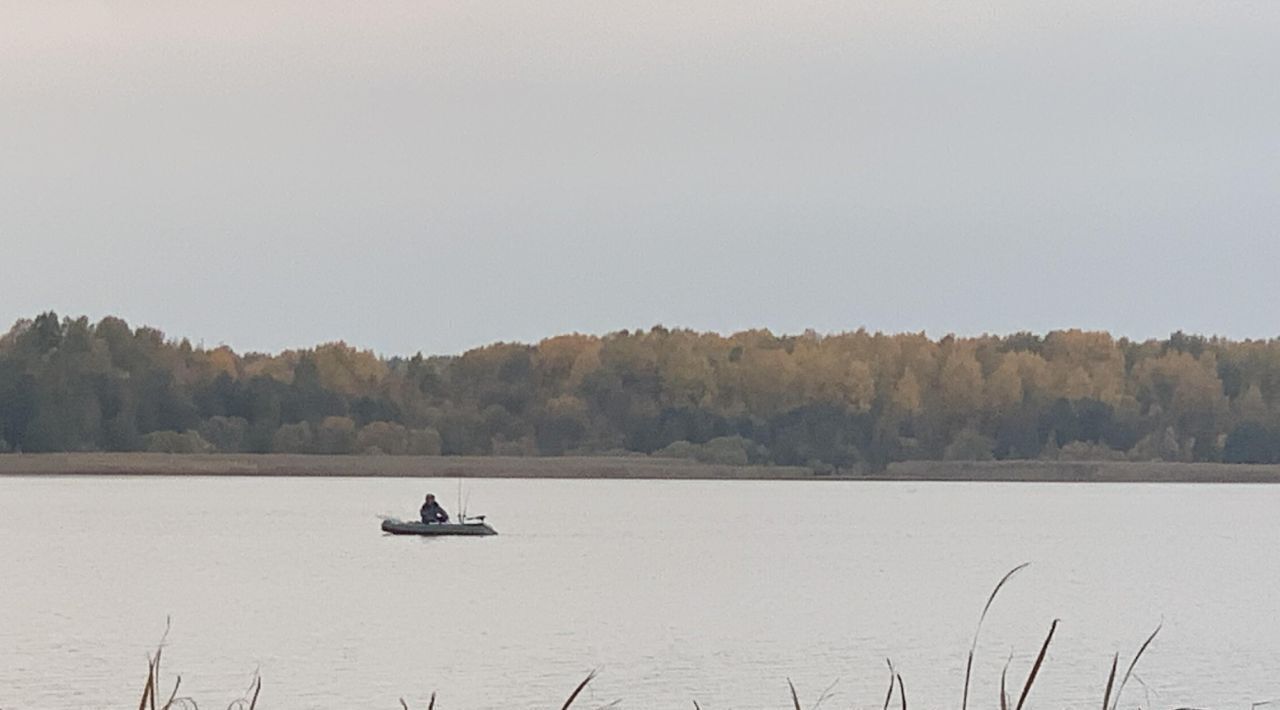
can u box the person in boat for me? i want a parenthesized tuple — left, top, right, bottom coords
(420, 493, 450, 524)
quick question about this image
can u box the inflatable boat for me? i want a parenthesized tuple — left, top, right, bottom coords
(380, 517, 498, 536)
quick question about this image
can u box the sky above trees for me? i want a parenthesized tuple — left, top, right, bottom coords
(2, 1, 1278, 354)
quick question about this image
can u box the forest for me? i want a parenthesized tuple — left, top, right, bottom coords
(2, 312, 1280, 469)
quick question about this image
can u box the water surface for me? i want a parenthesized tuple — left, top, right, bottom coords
(1, 477, 1277, 709)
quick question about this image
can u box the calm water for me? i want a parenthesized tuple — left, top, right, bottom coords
(1, 477, 1278, 709)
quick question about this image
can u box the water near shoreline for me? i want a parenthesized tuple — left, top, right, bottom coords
(1, 477, 1278, 709)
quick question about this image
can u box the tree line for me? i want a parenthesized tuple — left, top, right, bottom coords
(2, 312, 1279, 468)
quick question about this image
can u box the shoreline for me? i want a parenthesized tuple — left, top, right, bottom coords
(3, 453, 1280, 483)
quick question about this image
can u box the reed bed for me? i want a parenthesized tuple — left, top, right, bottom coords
(128, 565, 1172, 709)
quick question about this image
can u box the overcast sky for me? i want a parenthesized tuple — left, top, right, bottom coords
(2, 1, 1277, 355)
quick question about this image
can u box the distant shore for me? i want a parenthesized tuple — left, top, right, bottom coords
(3, 453, 1280, 483)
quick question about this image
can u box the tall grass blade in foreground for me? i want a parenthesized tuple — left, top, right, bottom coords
(399, 691, 435, 710)
(152, 647, 161, 710)
(1000, 655, 1012, 710)
(1111, 624, 1161, 710)
(962, 562, 1030, 710)
(882, 659, 896, 710)
(1101, 653, 1119, 710)
(811, 677, 839, 709)
(163, 676, 183, 710)
(138, 657, 155, 710)
(225, 673, 261, 710)
(561, 670, 597, 710)
(137, 628, 197, 710)
(1015, 619, 1059, 710)
(788, 677, 802, 710)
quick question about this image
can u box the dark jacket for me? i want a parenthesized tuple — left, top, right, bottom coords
(420, 501, 450, 524)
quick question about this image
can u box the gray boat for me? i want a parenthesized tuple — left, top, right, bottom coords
(381, 517, 497, 536)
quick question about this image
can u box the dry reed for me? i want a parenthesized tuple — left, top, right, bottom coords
(121, 567, 1181, 710)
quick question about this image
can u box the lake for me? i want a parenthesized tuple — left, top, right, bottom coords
(1, 477, 1277, 709)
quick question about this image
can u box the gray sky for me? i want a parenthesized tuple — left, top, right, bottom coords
(2, 1, 1277, 355)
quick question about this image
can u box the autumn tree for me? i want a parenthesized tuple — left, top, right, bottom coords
(2, 314, 1273, 469)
